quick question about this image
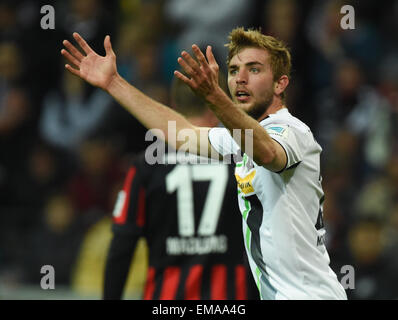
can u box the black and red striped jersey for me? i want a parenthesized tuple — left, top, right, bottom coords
(104, 152, 258, 300)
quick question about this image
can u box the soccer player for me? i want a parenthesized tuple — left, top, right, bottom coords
(103, 76, 257, 300)
(61, 27, 347, 299)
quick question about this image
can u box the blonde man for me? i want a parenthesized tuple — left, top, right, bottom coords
(61, 27, 347, 300)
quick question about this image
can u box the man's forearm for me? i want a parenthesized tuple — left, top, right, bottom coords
(106, 74, 196, 149)
(207, 88, 277, 165)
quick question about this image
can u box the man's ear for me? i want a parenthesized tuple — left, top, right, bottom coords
(274, 75, 289, 96)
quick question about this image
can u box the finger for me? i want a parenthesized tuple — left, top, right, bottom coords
(61, 49, 80, 68)
(192, 44, 211, 73)
(206, 46, 219, 70)
(174, 70, 195, 88)
(63, 39, 84, 61)
(104, 35, 115, 57)
(65, 64, 80, 77)
(177, 57, 196, 77)
(181, 50, 201, 74)
(73, 32, 94, 55)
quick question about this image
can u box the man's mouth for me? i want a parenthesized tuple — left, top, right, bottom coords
(235, 90, 251, 102)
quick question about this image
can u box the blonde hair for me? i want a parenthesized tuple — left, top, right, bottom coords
(225, 27, 292, 100)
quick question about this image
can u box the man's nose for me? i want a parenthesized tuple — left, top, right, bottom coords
(236, 70, 248, 84)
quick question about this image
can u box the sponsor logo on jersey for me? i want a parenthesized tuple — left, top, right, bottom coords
(269, 126, 285, 133)
(235, 170, 256, 195)
(266, 125, 289, 139)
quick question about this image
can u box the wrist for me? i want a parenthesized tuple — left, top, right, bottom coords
(206, 86, 231, 109)
(105, 72, 124, 95)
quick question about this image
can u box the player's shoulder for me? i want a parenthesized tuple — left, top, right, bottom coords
(125, 151, 181, 189)
(260, 108, 311, 135)
(124, 151, 158, 182)
(128, 151, 178, 168)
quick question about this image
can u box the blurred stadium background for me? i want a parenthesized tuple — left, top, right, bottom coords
(0, 0, 398, 300)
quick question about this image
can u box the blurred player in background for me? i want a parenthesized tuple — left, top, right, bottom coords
(103, 73, 258, 300)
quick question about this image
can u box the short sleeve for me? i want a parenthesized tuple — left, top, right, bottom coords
(208, 127, 240, 157)
(264, 124, 304, 171)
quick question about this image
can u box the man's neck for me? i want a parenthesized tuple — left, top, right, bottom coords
(257, 102, 286, 122)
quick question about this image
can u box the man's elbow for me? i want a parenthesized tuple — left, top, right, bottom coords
(255, 148, 286, 172)
(254, 148, 277, 167)
(254, 154, 276, 167)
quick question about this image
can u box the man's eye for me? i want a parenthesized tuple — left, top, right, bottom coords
(250, 67, 259, 73)
(229, 69, 238, 75)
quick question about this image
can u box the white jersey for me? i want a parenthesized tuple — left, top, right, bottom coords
(208, 108, 347, 300)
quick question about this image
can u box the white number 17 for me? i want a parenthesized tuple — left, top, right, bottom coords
(166, 164, 228, 237)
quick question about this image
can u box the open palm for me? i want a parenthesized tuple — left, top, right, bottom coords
(61, 32, 117, 91)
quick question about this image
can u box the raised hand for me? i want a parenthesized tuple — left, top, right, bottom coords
(174, 45, 221, 101)
(61, 32, 117, 91)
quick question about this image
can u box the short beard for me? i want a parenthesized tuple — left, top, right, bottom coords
(245, 94, 273, 120)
